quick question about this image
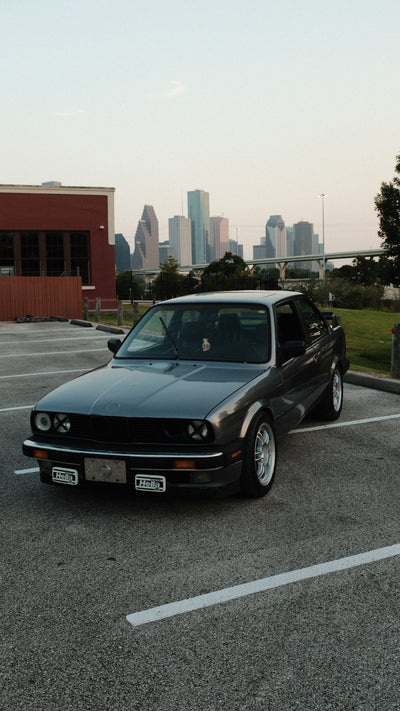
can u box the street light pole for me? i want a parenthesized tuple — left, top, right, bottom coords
(319, 193, 327, 279)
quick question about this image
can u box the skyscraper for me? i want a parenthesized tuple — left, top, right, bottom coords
(115, 233, 131, 271)
(312, 232, 322, 272)
(253, 243, 268, 265)
(187, 189, 210, 265)
(286, 227, 294, 257)
(131, 205, 159, 270)
(210, 216, 229, 261)
(229, 239, 243, 258)
(293, 221, 313, 270)
(266, 215, 286, 259)
(159, 240, 172, 265)
(168, 215, 192, 265)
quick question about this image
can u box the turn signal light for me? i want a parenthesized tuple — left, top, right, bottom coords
(174, 459, 195, 469)
(33, 449, 48, 459)
(231, 449, 242, 459)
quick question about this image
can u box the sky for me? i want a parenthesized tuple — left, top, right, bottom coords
(1, 0, 400, 260)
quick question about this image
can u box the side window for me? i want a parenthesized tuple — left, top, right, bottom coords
(296, 298, 329, 343)
(275, 302, 304, 344)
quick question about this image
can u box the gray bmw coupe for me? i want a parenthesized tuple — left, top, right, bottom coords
(23, 291, 349, 498)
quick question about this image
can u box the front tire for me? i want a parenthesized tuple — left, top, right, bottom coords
(240, 413, 277, 498)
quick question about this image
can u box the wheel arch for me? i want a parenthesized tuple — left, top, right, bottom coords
(239, 400, 275, 440)
(328, 355, 344, 384)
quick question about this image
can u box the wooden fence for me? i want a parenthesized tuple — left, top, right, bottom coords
(0, 277, 83, 321)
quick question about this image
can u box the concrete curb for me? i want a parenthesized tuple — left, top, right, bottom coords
(345, 370, 400, 395)
(70, 319, 126, 335)
(95, 324, 126, 335)
(70, 319, 93, 328)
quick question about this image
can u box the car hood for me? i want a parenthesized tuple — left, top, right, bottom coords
(34, 360, 267, 419)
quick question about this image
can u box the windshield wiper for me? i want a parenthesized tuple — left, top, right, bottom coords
(159, 317, 179, 359)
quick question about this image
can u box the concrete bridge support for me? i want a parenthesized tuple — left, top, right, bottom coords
(316, 259, 329, 279)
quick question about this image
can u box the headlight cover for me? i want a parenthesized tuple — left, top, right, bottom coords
(33, 411, 72, 434)
(53, 413, 71, 433)
(186, 420, 213, 442)
(33, 412, 52, 432)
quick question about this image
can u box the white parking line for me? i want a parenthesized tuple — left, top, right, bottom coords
(1, 405, 32, 412)
(0, 348, 107, 358)
(15, 467, 40, 474)
(291, 412, 400, 433)
(0, 327, 71, 335)
(2, 335, 109, 344)
(0, 368, 88, 380)
(126, 542, 400, 628)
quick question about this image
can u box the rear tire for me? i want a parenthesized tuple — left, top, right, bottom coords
(240, 413, 277, 498)
(312, 365, 343, 420)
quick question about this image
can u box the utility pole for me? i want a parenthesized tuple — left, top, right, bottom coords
(318, 193, 327, 278)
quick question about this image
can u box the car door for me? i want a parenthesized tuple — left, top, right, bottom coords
(271, 298, 318, 432)
(294, 295, 334, 402)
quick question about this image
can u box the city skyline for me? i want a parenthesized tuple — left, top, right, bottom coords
(2, 1, 399, 262)
(126, 199, 327, 269)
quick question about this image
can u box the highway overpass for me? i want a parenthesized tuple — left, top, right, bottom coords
(132, 248, 385, 281)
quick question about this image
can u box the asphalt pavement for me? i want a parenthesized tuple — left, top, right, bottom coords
(1, 320, 399, 711)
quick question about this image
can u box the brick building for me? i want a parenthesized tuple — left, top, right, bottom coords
(0, 183, 117, 310)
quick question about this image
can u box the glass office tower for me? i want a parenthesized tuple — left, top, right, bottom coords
(187, 189, 210, 265)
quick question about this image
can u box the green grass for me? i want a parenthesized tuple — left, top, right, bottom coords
(335, 308, 400, 375)
(87, 303, 150, 328)
(88, 303, 400, 376)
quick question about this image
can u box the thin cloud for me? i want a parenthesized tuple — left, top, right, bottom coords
(55, 107, 86, 118)
(167, 80, 185, 96)
(151, 80, 185, 99)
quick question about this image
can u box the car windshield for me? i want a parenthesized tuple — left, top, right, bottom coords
(116, 303, 270, 363)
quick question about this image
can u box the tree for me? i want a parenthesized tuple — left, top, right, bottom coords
(285, 266, 314, 279)
(152, 257, 185, 300)
(182, 270, 199, 294)
(115, 271, 143, 300)
(375, 153, 400, 285)
(200, 252, 255, 291)
(252, 266, 280, 290)
(352, 256, 379, 286)
(202, 252, 249, 278)
(331, 264, 357, 282)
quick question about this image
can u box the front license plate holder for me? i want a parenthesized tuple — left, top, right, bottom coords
(135, 474, 166, 493)
(84, 458, 127, 483)
(52, 467, 79, 486)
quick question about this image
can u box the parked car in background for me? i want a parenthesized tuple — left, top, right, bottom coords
(23, 291, 349, 498)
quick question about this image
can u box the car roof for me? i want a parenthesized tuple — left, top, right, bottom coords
(160, 290, 302, 306)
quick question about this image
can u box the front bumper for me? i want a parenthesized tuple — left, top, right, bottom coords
(22, 437, 243, 495)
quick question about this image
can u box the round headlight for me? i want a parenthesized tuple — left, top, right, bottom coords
(53, 413, 71, 433)
(187, 420, 211, 442)
(34, 412, 52, 432)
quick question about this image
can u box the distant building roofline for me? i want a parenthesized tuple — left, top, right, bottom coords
(0, 183, 115, 193)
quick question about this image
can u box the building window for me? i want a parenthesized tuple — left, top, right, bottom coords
(3, 230, 91, 282)
(21, 231, 40, 275)
(0, 231, 14, 274)
(46, 231, 64, 276)
(71, 231, 90, 284)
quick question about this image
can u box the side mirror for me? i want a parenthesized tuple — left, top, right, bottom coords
(278, 340, 306, 364)
(108, 337, 122, 354)
(322, 311, 341, 327)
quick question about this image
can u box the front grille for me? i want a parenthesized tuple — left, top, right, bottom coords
(48, 415, 208, 445)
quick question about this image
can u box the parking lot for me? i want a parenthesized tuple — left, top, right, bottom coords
(1, 320, 400, 711)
